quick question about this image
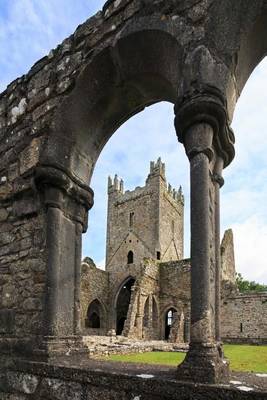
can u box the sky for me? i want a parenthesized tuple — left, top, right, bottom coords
(0, 1, 267, 284)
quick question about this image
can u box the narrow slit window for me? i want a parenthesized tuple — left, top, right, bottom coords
(129, 212, 134, 228)
(127, 251, 134, 264)
(171, 220, 175, 235)
(157, 251, 161, 260)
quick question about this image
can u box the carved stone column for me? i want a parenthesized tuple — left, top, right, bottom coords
(175, 87, 234, 383)
(213, 157, 224, 344)
(34, 166, 94, 360)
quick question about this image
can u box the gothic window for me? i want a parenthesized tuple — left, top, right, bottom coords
(165, 307, 177, 340)
(129, 212, 134, 227)
(127, 250, 134, 264)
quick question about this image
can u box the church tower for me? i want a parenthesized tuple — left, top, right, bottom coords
(105, 158, 184, 272)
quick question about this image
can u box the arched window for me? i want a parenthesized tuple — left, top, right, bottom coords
(165, 307, 177, 340)
(127, 250, 134, 264)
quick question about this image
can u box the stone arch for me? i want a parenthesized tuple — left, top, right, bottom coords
(207, 2, 267, 119)
(114, 276, 136, 335)
(85, 298, 106, 331)
(41, 28, 183, 186)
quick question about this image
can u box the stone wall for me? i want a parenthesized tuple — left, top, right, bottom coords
(106, 159, 184, 272)
(221, 229, 236, 284)
(221, 292, 267, 344)
(1, 362, 266, 400)
(159, 260, 191, 339)
(80, 260, 109, 334)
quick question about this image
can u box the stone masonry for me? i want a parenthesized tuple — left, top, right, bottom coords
(1, 0, 267, 396)
(81, 160, 267, 344)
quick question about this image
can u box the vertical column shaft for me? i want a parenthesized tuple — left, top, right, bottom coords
(74, 222, 83, 334)
(190, 150, 212, 343)
(214, 158, 224, 342)
(148, 294, 153, 331)
(45, 207, 62, 336)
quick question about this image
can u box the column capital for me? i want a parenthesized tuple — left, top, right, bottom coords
(212, 173, 224, 188)
(35, 165, 94, 232)
(174, 85, 235, 167)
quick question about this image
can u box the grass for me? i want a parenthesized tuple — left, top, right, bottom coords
(105, 345, 267, 373)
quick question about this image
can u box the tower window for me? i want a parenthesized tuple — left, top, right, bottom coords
(157, 251, 161, 260)
(240, 322, 243, 333)
(171, 220, 175, 235)
(127, 251, 134, 264)
(129, 212, 134, 228)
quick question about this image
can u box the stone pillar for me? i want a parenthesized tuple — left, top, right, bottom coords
(34, 166, 94, 360)
(213, 157, 224, 344)
(148, 294, 153, 334)
(175, 87, 234, 383)
(135, 291, 143, 339)
(184, 314, 190, 343)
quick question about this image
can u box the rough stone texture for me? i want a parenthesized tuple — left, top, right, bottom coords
(1, 0, 267, 390)
(0, 361, 266, 399)
(222, 293, 267, 344)
(81, 160, 266, 345)
(221, 229, 236, 284)
(106, 158, 184, 271)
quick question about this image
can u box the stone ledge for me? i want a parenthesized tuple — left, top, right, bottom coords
(0, 360, 266, 400)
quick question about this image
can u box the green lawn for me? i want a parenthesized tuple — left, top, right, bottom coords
(106, 345, 267, 373)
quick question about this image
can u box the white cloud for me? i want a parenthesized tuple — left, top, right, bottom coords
(231, 216, 267, 284)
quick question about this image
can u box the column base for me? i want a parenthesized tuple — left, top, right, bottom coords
(176, 342, 229, 384)
(0, 335, 89, 364)
(32, 335, 89, 363)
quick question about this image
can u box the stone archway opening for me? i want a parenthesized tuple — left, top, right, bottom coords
(85, 299, 103, 329)
(164, 307, 177, 340)
(116, 277, 135, 335)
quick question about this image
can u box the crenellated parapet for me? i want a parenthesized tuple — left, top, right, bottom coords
(108, 174, 124, 195)
(166, 184, 184, 206)
(148, 157, 166, 180)
(107, 159, 184, 208)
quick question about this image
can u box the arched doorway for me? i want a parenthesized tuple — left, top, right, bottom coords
(85, 299, 102, 329)
(164, 307, 177, 340)
(116, 277, 135, 335)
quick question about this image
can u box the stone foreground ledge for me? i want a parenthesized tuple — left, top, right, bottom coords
(0, 360, 266, 400)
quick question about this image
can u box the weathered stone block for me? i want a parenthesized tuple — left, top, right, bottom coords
(0, 209, 9, 222)
(19, 138, 42, 175)
(39, 378, 83, 400)
(6, 372, 39, 395)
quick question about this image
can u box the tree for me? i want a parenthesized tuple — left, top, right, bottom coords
(235, 273, 267, 293)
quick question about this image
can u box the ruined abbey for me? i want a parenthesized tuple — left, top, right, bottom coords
(1, 0, 267, 398)
(81, 158, 267, 344)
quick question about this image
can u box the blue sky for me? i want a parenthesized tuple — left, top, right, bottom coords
(1, 1, 267, 284)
